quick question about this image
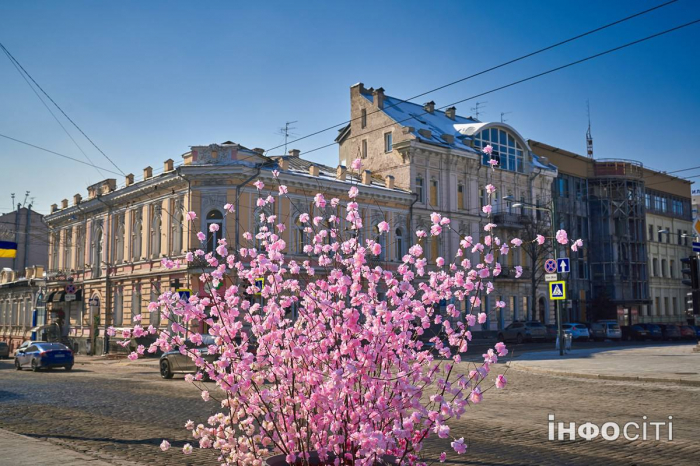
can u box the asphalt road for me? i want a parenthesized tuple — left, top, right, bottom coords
(0, 341, 699, 466)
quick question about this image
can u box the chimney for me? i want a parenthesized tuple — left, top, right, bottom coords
(144, 166, 153, 180)
(34, 265, 44, 277)
(87, 186, 97, 199)
(445, 106, 456, 120)
(61, 199, 68, 209)
(373, 87, 385, 109)
(309, 165, 320, 177)
(278, 158, 289, 171)
(424, 101, 435, 114)
(385, 175, 395, 189)
(25, 267, 34, 279)
(336, 165, 347, 181)
(73, 194, 82, 206)
(51, 203, 58, 213)
(289, 149, 300, 157)
(101, 179, 116, 194)
(164, 159, 174, 172)
(418, 128, 432, 139)
(125, 173, 134, 186)
(441, 134, 455, 144)
(362, 169, 372, 185)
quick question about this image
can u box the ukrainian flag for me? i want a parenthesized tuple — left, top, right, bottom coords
(0, 241, 18, 258)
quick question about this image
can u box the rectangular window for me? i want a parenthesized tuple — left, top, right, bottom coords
(361, 139, 368, 159)
(384, 132, 393, 152)
(678, 229, 682, 245)
(430, 180, 438, 206)
(670, 260, 675, 278)
(458, 185, 465, 210)
(416, 177, 425, 203)
(361, 109, 367, 129)
(648, 225, 654, 241)
(645, 193, 651, 209)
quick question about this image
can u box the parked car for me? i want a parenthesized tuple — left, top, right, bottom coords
(545, 324, 558, 342)
(497, 321, 547, 344)
(679, 325, 697, 340)
(586, 323, 606, 341)
(621, 325, 650, 341)
(160, 335, 218, 379)
(637, 324, 663, 340)
(562, 323, 590, 341)
(14, 342, 74, 371)
(589, 321, 621, 341)
(0, 341, 10, 359)
(694, 326, 700, 339)
(13, 340, 37, 357)
(658, 324, 681, 341)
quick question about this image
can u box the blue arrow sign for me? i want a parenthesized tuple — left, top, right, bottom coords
(557, 257, 570, 273)
(693, 241, 700, 253)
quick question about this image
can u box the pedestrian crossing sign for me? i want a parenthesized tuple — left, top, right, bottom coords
(549, 281, 566, 300)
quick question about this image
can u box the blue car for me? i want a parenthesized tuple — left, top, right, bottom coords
(639, 323, 663, 340)
(14, 342, 74, 371)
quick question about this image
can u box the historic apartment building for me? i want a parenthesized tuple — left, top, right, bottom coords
(0, 206, 48, 272)
(531, 141, 694, 325)
(43, 142, 413, 354)
(336, 84, 558, 330)
(0, 266, 46, 352)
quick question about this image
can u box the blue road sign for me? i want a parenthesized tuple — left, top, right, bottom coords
(176, 289, 191, 300)
(544, 259, 557, 274)
(557, 257, 570, 273)
(255, 278, 264, 295)
(693, 241, 700, 253)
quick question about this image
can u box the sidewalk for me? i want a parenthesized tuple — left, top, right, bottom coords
(0, 429, 116, 465)
(510, 343, 700, 385)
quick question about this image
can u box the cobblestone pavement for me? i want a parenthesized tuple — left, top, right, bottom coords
(1, 353, 699, 466)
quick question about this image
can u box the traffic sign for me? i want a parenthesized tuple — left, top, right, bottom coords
(176, 288, 191, 300)
(255, 277, 264, 295)
(65, 293, 76, 302)
(544, 259, 557, 274)
(693, 241, 700, 253)
(65, 284, 77, 294)
(557, 257, 570, 273)
(545, 273, 558, 282)
(549, 281, 566, 300)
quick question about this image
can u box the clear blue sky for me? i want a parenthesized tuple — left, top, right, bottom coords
(1, 0, 699, 214)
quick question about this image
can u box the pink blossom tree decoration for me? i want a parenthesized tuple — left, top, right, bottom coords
(119, 157, 581, 466)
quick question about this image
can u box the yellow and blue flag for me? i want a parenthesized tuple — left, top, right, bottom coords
(0, 241, 18, 258)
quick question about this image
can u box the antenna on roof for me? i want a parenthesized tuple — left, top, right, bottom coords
(500, 111, 512, 123)
(21, 191, 30, 208)
(470, 101, 487, 121)
(277, 121, 298, 156)
(586, 100, 594, 158)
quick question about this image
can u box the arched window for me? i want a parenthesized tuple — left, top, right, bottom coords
(150, 206, 162, 258)
(131, 209, 142, 260)
(114, 215, 125, 263)
(395, 227, 405, 261)
(63, 228, 72, 271)
(113, 286, 123, 327)
(473, 127, 525, 173)
(205, 210, 223, 253)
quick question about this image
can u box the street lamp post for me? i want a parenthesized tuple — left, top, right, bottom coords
(506, 196, 565, 356)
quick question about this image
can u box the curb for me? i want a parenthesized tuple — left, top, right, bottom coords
(511, 365, 700, 386)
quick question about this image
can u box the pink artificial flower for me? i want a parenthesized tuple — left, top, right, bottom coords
(201, 390, 210, 401)
(437, 424, 450, 439)
(495, 300, 506, 309)
(439, 452, 447, 463)
(183, 444, 193, 455)
(451, 437, 467, 454)
(348, 186, 359, 198)
(430, 212, 442, 224)
(160, 440, 170, 451)
(371, 243, 382, 256)
(436, 257, 445, 267)
(209, 223, 219, 233)
(555, 229, 568, 245)
(314, 193, 326, 208)
(185, 211, 197, 221)
(488, 158, 499, 167)
(377, 221, 390, 233)
(477, 312, 487, 324)
(482, 144, 493, 155)
(494, 341, 508, 356)
(127, 352, 138, 361)
(224, 203, 235, 213)
(485, 184, 496, 194)
(279, 185, 288, 195)
(482, 204, 492, 215)
(536, 234, 545, 245)
(185, 252, 194, 262)
(351, 158, 362, 170)
(107, 326, 116, 337)
(571, 238, 584, 252)
(197, 231, 206, 242)
(495, 374, 507, 389)
(510, 238, 523, 247)
(469, 387, 483, 404)
(253, 180, 264, 190)
(272, 169, 280, 177)
(514, 265, 523, 278)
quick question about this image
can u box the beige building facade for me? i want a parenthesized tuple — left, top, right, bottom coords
(337, 84, 558, 329)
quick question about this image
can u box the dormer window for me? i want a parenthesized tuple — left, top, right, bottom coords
(474, 127, 525, 173)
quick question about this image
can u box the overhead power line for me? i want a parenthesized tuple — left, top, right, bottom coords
(0, 41, 126, 176)
(264, 0, 679, 154)
(0, 133, 123, 176)
(297, 18, 700, 158)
